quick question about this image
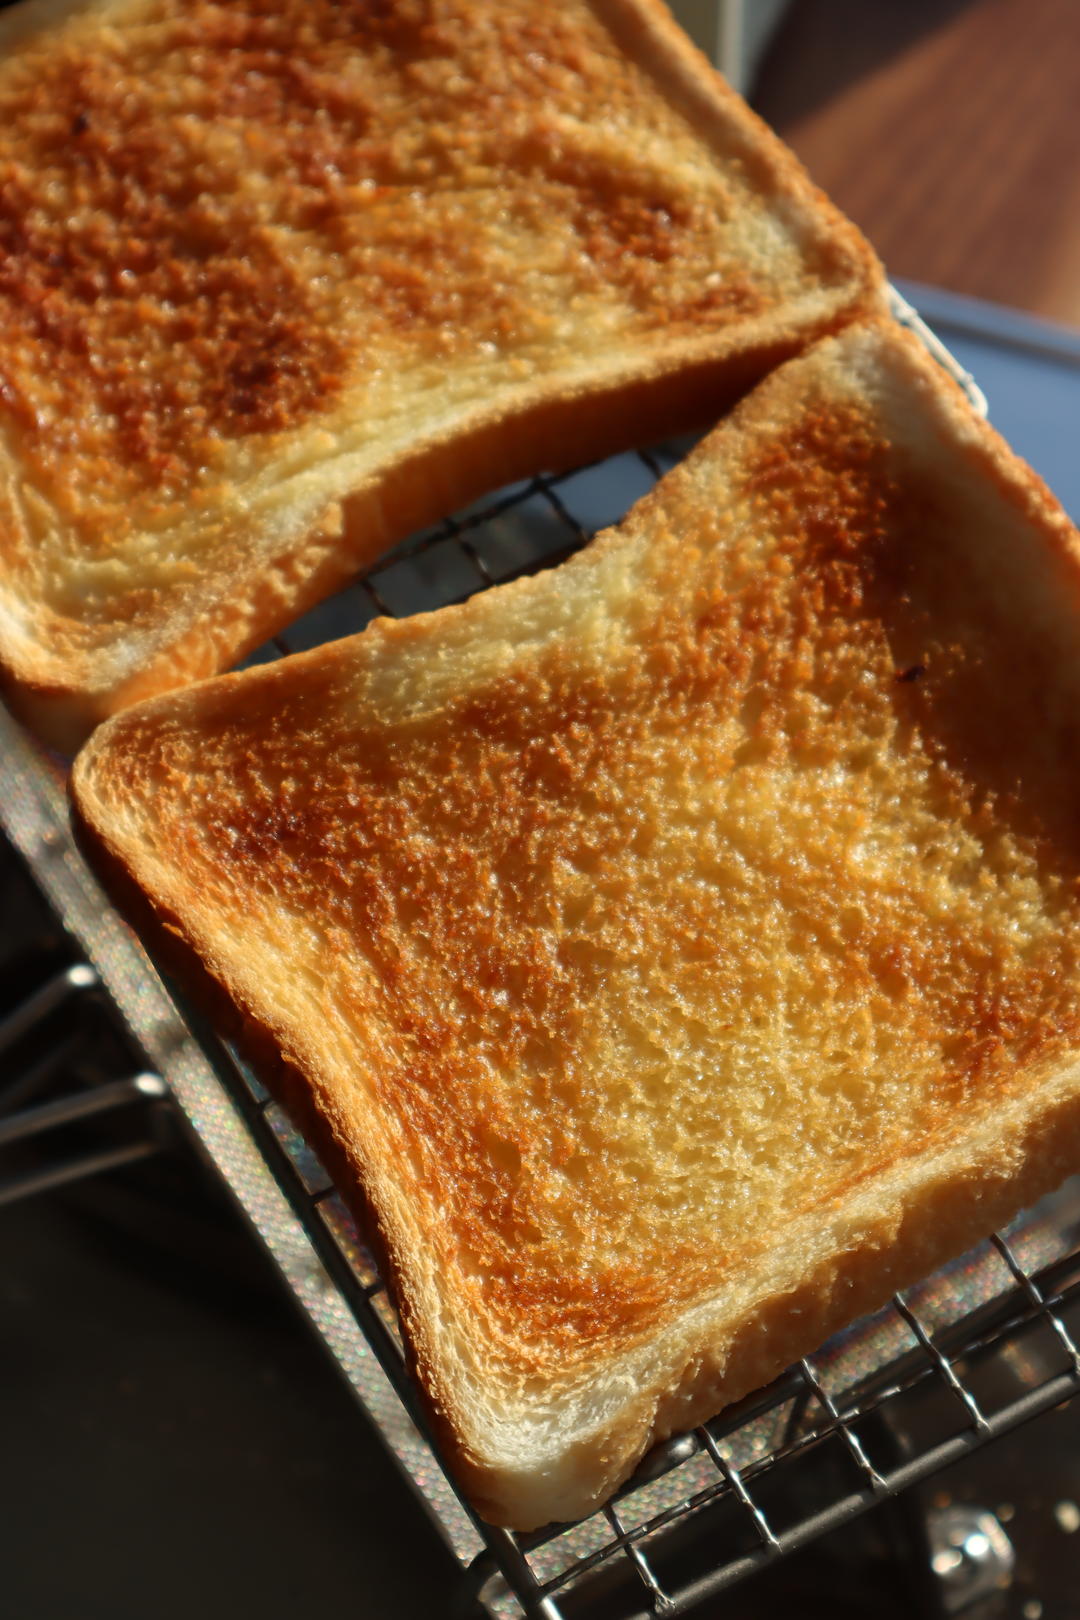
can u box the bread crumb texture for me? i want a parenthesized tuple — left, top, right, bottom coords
(82, 326, 1080, 1382)
(0, 0, 858, 577)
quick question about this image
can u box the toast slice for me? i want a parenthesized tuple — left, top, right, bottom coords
(71, 317, 1080, 1530)
(0, 0, 883, 750)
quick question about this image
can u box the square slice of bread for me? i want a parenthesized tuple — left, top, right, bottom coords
(0, 0, 883, 749)
(72, 316, 1080, 1530)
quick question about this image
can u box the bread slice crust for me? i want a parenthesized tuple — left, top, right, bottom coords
(71, 316, 1080, 1527)
(0, 0, 882, 748)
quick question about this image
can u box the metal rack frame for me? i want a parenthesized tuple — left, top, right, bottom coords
(2, 288, 1077, 1616)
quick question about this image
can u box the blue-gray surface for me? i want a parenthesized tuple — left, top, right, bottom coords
(897, 279, 1080, 521)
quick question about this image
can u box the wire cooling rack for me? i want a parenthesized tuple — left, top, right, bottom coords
(2, 290, 1075, 1618)
(214, 286, 1070, 1615)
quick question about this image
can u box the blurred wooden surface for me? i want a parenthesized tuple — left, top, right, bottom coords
(754, 0, 1080, 326)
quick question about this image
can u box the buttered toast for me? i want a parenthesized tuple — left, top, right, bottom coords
(72, 317, 1080, 1529)
(0, 0, 882, 750)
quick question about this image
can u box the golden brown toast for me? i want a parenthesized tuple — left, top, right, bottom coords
(0, 0, 883, 750)
(72, 316, 1080, 1529)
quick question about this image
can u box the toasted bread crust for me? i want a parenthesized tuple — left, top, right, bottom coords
(0, 0, 882, 747)
(2, 342, 812, 750)
(72, 318, 1080, 1526)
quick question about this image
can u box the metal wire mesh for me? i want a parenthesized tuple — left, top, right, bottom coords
(204, 300, 1080, 1612)
(3, 286, 1076, 1616)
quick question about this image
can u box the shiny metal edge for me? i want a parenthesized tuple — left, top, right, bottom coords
(887, 282, 990, 417)
(892, 277, 1080, 367)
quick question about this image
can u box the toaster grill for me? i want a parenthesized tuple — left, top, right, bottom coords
(4, 289, 1074, 1618)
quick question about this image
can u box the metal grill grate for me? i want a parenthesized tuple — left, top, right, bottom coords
(1, 289, 1075, 1616)
(186, 291, 1075, 1617)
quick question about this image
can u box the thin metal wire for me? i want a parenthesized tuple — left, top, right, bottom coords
(0, 1138, 161, 1207)
(360, 574, 396, 618)
(796, 1358, 885, 1493)
(0, 1071, 165, 1147)
(0, 1032, 81, 1112)
(697, 1428, 781, 1553)
(991, 1230, 1080, 1375)
(779, 1384, 815, 1449)
(256, 1107, 404, 1316)
(486, 1528, 566, 1620)
(537, 481, 592, 547)
(0, 962, 97, 1058)
(459, 535, 497, 586)
(437, 508, 498, 588)
(603, 1502, 676, 1615)
(892, 1292, 990, 1434)
(536, 1474, 733, 1597)
(355, 468, 588, 576)
(886, 285, 989, 417)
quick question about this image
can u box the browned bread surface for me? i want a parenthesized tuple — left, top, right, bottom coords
(0, 0, 883, 748)
(71, 317, 1080, 1528)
